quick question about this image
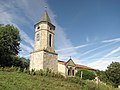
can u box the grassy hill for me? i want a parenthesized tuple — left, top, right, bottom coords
(0, 69, 119, 90)
(0, 71, 82, 90)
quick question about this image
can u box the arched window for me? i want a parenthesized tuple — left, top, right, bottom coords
(36, 33, 39, 41)
(68, 69, 70, 76)
(49, 34, 52, 47)
(72, 70, 74, 76)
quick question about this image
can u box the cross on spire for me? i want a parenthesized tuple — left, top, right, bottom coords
(45, 6, 47, 10)
(44, 2, 47, 11)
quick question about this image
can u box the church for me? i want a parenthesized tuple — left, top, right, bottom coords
(30, 11, 95, 77)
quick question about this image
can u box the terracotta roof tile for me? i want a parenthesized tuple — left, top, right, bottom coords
(58, 60, 96, 71)
(58, 60, 66, 65)
(75, 64, 96, 71)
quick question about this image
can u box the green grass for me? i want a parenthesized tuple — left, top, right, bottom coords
(84, 80, 118, 90)
(0, 71, 82, 90)
(0, 71, 119, 90)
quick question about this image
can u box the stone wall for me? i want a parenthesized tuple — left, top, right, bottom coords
(30, 51, 44, 71)
(43, 51, 58, 72)
(30, 50, 58, 72)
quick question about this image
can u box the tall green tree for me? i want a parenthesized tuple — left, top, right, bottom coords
(105, 62, 120, 87)
(96, 70, 113, 85)
(0, 24, 21, 67)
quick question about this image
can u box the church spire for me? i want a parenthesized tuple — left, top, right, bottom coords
(40, 10, 51, 23)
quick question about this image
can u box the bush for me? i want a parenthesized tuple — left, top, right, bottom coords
(83, 80, 97, 90)
(0, 66, 29, 73)
(66, 77, 85, 85)
(76, 69, 96, 80)
(13, 57, 29, 69)
(0, 66, 18, 72)
(0, 56, 29, 72)
(30, 68, 64, 79)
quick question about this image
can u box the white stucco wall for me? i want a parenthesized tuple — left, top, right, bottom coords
(58, 63, 66, 76)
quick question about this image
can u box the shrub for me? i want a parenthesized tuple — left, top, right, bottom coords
(76, 69, 96, 80)
(29, 69, 64, 79)
(0, 66, 17, 72)
(0, 66, 29, 73)
(65, 77, 85, 86)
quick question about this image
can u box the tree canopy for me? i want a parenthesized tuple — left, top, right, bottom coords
(105, 62, 120, 87)
(0, 24, 21, 67)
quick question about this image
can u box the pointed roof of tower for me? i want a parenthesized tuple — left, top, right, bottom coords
(34, 10, 55, 29)
(40, 10, 51, 23)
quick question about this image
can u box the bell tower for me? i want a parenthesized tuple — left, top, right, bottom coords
(30, 11, 58, 72)
(34, 11, 55, 53)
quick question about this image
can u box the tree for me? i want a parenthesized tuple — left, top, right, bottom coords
(0, 24, 21, 67)
(105, 62, 120, 87)
(96, 70, 113, 85)
(76, 69, 96, 80)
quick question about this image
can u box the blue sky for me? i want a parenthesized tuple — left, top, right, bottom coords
(0, 0, 120, 70)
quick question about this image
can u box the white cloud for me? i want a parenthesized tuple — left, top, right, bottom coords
(102, 38, 120, 43)
(20, 30, 34, 48)
(77, 41, 116, 60)
(87, 57, 120, 70)
(0, 12, 12, 23)
(19, 50, 30, 58)
(56, 44, 89, 52)
(20, 43, 33, 53)
(103, 46, 120, 58)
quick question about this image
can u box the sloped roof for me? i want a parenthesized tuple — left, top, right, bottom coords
(58, 60, 66, 65)
(34, 10, 55, 28)
(65, 58, 75, 66)
(58, 60, 96, 71)
(75, 64, 95, 71)
(40, 10, 51, 23)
